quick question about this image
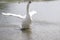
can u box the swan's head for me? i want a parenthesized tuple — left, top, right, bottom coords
(29, 1, 31, 4)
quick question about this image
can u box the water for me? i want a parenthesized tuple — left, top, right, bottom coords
(0, 22, 60, 40)
(0, 1, 60, 40)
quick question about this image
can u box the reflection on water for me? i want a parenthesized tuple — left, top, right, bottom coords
(21, 29, 32, 40)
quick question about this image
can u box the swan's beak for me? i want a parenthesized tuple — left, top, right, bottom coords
(29, 11, 37, 17)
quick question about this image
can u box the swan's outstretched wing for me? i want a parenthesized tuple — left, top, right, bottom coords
(29, 10, 37, 17)
(2, 12, 26, 19)
(2, 11, 37, 19)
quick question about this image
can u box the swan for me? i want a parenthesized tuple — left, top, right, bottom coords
(21, 1, 32, 30)
(2, 1, 37, 30)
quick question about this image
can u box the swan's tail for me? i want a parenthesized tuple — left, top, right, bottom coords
(2, 12, 26, 19)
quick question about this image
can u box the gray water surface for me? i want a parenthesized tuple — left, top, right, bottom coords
(0, 22, 60, 40)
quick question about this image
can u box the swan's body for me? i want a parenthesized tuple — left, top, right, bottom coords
(2, 1, 37, 30)
(21, 1, 31, 29)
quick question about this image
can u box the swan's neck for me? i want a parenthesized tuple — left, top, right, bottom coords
(26, 2, 30, 17)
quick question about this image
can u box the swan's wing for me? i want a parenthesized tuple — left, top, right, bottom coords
(29, 10, 37, 17)
(2, 10, 37, 19)
(2, 12, 26, 19)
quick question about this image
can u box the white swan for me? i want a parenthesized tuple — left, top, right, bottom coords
(2, 1, 37, 30)
(21, 1, 32, 30)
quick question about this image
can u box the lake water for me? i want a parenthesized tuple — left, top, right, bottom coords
(0, 1, 60, 40)
(0, 22, 60, 40)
